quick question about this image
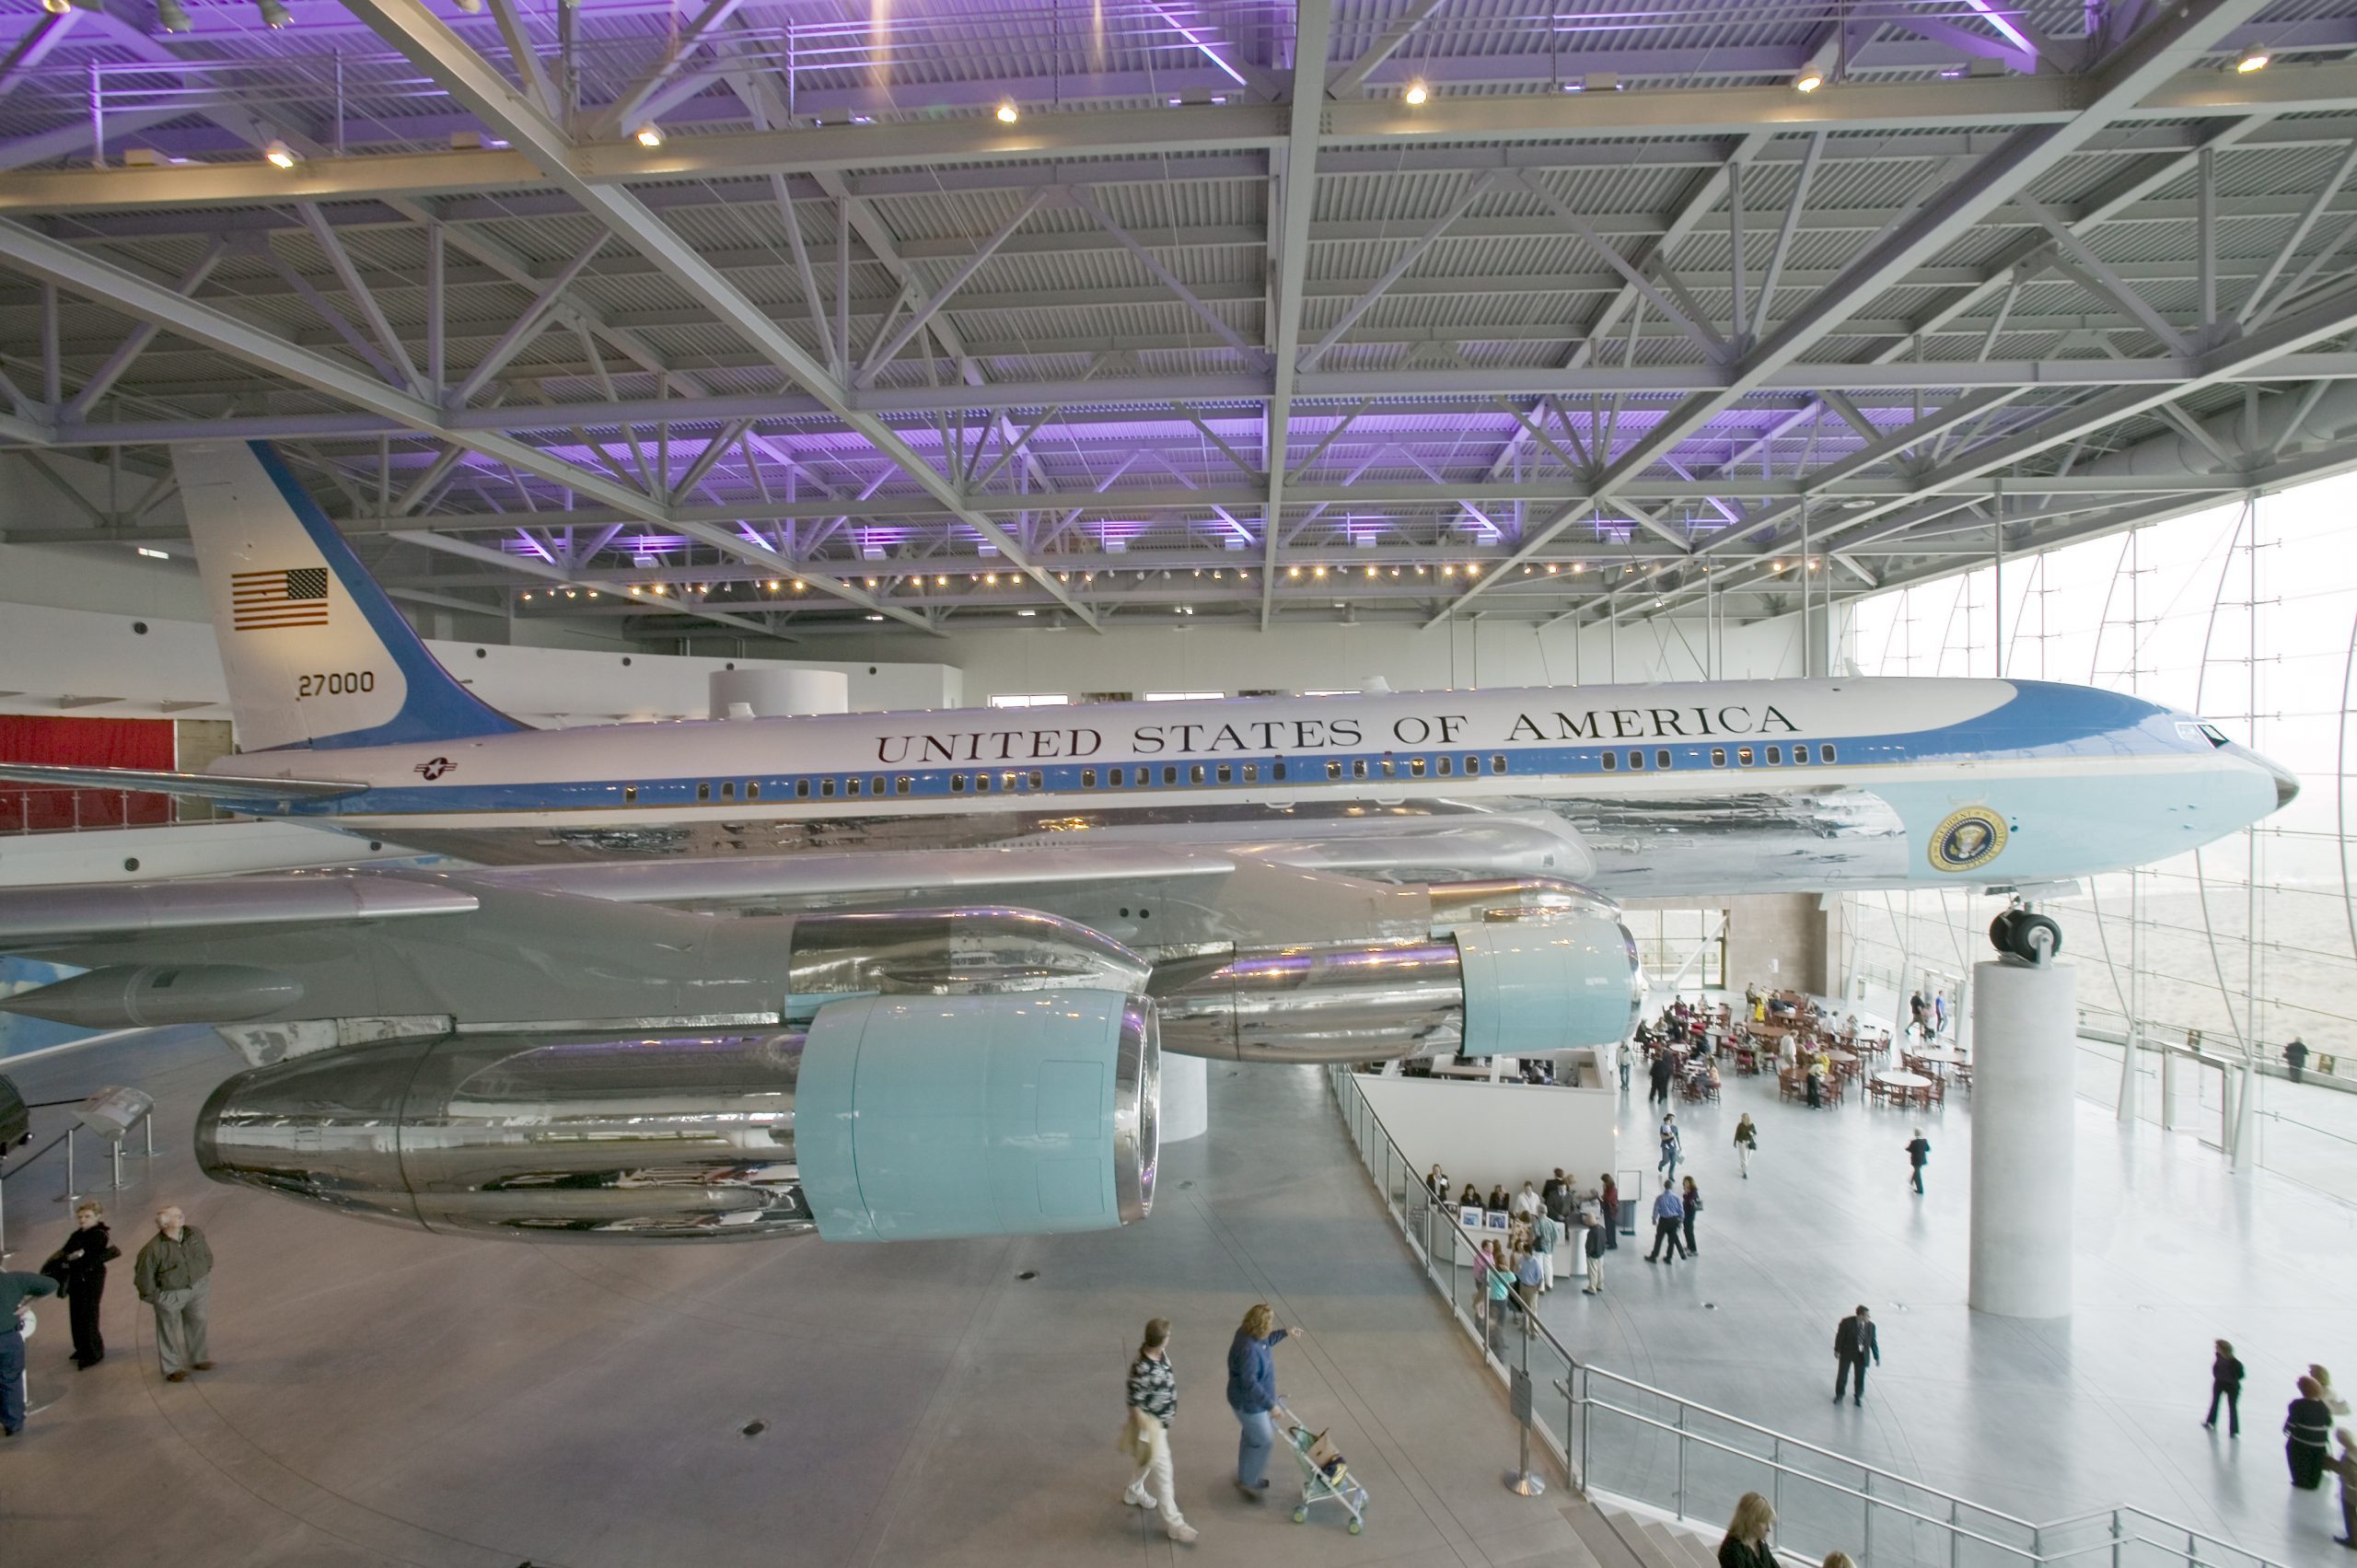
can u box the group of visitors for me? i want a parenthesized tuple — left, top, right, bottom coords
(1716, 1491, 1857, 1568)
(2236, 1352, 2357, 1544)
(1117, 1302, 1307, 1545)
(2, 1200, 216, 1438)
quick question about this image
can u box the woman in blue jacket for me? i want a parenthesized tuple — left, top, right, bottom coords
(1225, 1303, 1301, 1500)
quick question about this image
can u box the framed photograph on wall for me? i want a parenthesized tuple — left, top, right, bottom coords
(1458, 1206, 1485, 1231)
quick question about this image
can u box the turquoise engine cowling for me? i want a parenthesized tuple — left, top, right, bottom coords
(1452, 913, 1644, 1056)
(795, 988, 1159, 1242)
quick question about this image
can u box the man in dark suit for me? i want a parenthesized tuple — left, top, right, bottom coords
(1834, 1306, 1880, 1405)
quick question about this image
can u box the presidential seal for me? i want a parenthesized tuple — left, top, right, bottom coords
(1928, 805, 2007, 873)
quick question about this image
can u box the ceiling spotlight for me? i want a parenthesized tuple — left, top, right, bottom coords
(2235, 48, 2270, 73)
(633, 122, 665, 148)
(1404, 79, 1430, 106)
(453, 0, 482, 9)
(995, 101, 1020, 123)
(41, 0, 72, 13)
(263, 138, 298, 168)
(256, 0, 292, 28)
(156, 0, 192, 29)
(1793, 68, 1825, 93)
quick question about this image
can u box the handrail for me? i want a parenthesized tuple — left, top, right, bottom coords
(1323, 1064, 2290, 1568)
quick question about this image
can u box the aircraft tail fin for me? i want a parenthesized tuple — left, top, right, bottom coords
(172, 441, 525, 752)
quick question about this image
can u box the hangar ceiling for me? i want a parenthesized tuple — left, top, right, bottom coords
(3, 0, 2357, 642)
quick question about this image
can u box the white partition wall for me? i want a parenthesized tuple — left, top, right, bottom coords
(1353, 1074, 1620, 1201)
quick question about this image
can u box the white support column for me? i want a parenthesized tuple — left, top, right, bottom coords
(1160, 1052, 1209, 1144)
(1968, 957, 2077, 1318)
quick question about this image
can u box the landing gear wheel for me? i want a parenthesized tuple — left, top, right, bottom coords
(2007, 912, 2062, 963)
(1292, 1507, 1308, 1525)
(1350, 1518, 1364, 1535)
(1989, 911, 2018, 955)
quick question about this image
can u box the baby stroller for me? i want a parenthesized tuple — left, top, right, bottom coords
(1275, 1402, 1370, 1534)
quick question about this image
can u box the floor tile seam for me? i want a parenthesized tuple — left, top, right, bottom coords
(842, 1234, 1025, 1568)
(1181, 1173, 1496, 1566)
(121, 1306, 529, 1568)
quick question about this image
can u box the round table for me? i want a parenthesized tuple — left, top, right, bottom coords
(1909, 1048, 1969, 1076)
(1824, 1049, 1859, 1074)
(1875, 1069, 1936, 1109)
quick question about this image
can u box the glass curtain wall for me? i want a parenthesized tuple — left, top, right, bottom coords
(1841, 482, 2357, 1202)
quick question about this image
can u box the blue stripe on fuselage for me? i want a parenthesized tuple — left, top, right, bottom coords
(268, 680, 2202, 819)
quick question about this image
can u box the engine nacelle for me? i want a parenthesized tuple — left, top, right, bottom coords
(0, 963, 304, 1028)
(196, 989, 1159, 1246)
(1453, 913, 1644, 1056)
(796, 990, 1156, 1242)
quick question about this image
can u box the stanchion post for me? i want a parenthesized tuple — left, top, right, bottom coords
(1505, 1310, 1546, 1496)
(58, 1126, 75, 1204)
(0, 1166, 10, 1260)
(110, 1136, 124, 1191)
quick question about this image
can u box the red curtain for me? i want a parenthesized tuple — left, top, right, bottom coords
(0, 715, 176, 831)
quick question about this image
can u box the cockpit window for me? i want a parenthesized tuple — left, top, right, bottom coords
(2180, 721, 2233, 749)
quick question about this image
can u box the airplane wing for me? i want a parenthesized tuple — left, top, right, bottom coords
(0, 873, 478, 948)
(0, 761, 366, 805)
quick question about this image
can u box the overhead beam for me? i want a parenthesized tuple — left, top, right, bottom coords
(1260, 0, 1335, 629)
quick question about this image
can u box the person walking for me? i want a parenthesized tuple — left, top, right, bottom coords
(1514, 1243, 1545, 1313)
(2327, 1428, 2357, 1548)
(1648, 1047, 1675, 1109)
(1582, 1203, 1607, 1295)
(1658, 1113, 1682, 1180)
(133, 1204, 215, 1382)
(1531, 1208, 1560, 1294)
(1225, 1304, 1297, 1502)
(2285, 1038, 2310, 1085)
(1121, 1318, 1199, 1544)
(1679, 1177, 1703, 1257)
(1933, 993, 1947, 1035)
(50, 1201, 119, 1369)
(2292, 1376, 2337, 1489)
(1909, 992, 1928, 1039)
(2316, 1364, 2351, 1416)
(1833, 1306, 1880, 1405)
(1620, 1042, 1632, 1092)
(2205, 1340, 2246, 1435)
(1599, 1175, 1620, 1249)
(0, 1265, 61, 1436)
(1480, 1247, 1515, 1357)
(1715, 1492, 1778, 1568)
(1905, 1130, 1932, 1194)
(1645, 1179, 1688, 1265)
(1734, 1114, 1758, 1179)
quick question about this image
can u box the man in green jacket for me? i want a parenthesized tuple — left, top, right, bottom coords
(2, 1266, 61, 1434)
(133, 1204, 215, 1382)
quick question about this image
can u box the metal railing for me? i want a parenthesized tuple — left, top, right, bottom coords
(0, 788, 226, 837)
(1324, 1065, 2287, 1568)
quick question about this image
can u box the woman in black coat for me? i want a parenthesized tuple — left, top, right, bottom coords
(52, 1201, 121, 1368)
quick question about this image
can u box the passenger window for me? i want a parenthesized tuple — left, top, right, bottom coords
(1082, 769, 1097, 788)
(976, 773, 991, 793)
(1819, 744, 1837, 763)
(897, 777, 911, 795)
(1216, 764, 1232, 784)
(1791, 746, 1808, 765)
(1135, 770, 1149, 788)
(1243, 763, 1259, 783)
(1712, 748, 1726, 767)
(1409, 757, 1426, 777)
(1352, 760, 1367, 779)
(1163, 766, 1178, 785)
(1465, 756, 1481, 775)
(1601, 751, 1618, 772)
(747, 782, 761, 799)
(1656, 749, 1671, 770)
(1190, 764, 1204, 784)
(1110, 767, 1125, 785)
(951, 774, 967, 794)
(1437, 756, 1453, 776)
(1737, 747, 1754, 766)
(1028, 771, 1042, 790)
(624, 784, 638, 803)
(726, 782, 740, 800)
(873, 776, 887, 796)
(795, 779, 810, 798)
(821, 778, 837, 797)
(1492, 754, 1508, 773)
(1272, 761, 1287, 781)
(1766, 746, 1782, 766)
(847, 778, 862, 796)
(1628, 750, 1644, 771)
(697, 782, 712, 802)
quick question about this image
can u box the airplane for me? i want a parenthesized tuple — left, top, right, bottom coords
(0, 440, 2299, 1249)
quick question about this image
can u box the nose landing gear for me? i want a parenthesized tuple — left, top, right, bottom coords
(1990, 906, 2061, 966)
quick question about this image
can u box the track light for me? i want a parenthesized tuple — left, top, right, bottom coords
(2235, 48, 2270, 73)
(453, 0, 482, 9)
(1404, 79, 1430, 106)
(256, 0, 292, 28)
(1793, 68, 1825, 93)
(155, 0, 192, 29)
(995, 101, 1019, 123)
(633, 122, 664, 148)
(263, 138, 298, 168)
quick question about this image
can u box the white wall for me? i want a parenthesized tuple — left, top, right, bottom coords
(1354, 1074, 1620, 1202)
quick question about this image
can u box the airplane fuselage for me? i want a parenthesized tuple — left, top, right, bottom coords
(210, 676, 2293, 897)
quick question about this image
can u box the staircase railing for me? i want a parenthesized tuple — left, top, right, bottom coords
(1324, 1065, 2285, 1568)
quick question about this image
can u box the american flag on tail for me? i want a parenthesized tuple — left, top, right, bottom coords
(231, 566, 331, 631)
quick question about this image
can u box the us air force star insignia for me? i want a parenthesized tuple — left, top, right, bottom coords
(414, 757, 453, 781)
(1928, 805, 2007, 872)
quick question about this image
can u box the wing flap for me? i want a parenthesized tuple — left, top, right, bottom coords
(0, 874, 478, 948)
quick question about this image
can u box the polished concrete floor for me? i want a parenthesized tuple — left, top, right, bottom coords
(1535, 1053, 2356, 1564)
(0, 1028, 1589, 1568)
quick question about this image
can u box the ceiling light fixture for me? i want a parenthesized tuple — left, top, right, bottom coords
(2236, 48, 2270, 72)
(262, 138, 298, 168)
(1793, 68, 1825, 93)
(136, 545, 169, 560)
(256, 0, 292, 27)
(1404, 80, 1430, 106)
(995, 101, 1020, 123)
(634, 122, 665, 147)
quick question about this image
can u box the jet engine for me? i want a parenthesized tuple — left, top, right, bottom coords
(198, 987, 1158, 1244)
